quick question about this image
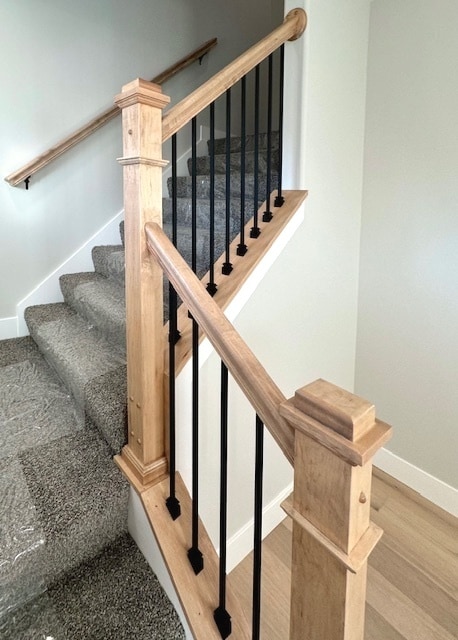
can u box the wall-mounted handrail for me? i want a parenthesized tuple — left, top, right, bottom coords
(162, 9, 306, 143)
(4, 38, 217, 188)
(145, 220, 295, 466)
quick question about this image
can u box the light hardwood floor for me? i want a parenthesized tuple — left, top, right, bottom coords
(229, 468, 458, 639)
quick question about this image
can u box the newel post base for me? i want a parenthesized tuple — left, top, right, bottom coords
(280, 379, 392, 640)
(114, 79, 170, 487)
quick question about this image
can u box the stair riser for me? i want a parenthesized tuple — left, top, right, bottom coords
(60, 273, 126, 350)
(92, 245, 125, 283)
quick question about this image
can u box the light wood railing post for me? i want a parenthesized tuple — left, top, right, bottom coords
(114, 78, 170, 486)
(280, 379, 392, 640)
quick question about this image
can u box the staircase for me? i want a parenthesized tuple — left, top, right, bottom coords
(0, 133, 279, 638)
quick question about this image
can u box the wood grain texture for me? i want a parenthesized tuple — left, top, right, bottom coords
(140, 473, 251, 639)
(115, 80, 169, 485)
(145, 217, 296, 466)
(294, 378, 376, 441)
(161, 9, 307, 142)
(4, 38, 217, 186)
(280, 399, 392, 466)
(229, 470, 458, 640)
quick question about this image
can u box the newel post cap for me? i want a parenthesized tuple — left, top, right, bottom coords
(114, 78, 171, 110)
(294, 378, 375, 442)
(280, 378, 392, 466)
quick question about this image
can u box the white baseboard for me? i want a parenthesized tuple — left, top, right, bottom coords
(0, 317, 18, 341)
(374, 448, 458, 517)
(15, 211, 124, 337)
(226, 482, 293, 574)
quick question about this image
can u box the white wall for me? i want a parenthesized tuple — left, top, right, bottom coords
(0, 0, 283, 329)
(356, 0, 458, 495)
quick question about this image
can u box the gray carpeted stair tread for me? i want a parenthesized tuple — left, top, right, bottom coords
(162, 197, 257, 234)
(167, 171, 277, 200)
(0, 533, 184, 640)
(164, 224, 225, 278)
(24, 303, 125, 411)
(92, 244, 125, 282)
(18, 428, 128, 585)
(210, 130, 280, 155)
(189, 148, 279, 176)
(84, 365, 127, 455)
(60, 272, 126, 347)
(0, 338, 128, 623)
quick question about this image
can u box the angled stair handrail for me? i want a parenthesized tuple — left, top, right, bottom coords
(4, 38, 217, 188)
(144, 222, 393, 640)
(162, 8, 306, 143)
(145, 221, 295, 465)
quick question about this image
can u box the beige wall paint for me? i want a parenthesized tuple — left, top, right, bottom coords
(355, 0, 458, 489)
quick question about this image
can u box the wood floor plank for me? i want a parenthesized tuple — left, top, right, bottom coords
(229, 470, 457, 639)
(229, 533, 291, 639)
(365, 603, 405, 640)
(371, 501, 458, 598)
(366, 566, 456, 640)
(370, 539, 458, 638)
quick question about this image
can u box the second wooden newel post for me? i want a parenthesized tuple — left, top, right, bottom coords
(115, 79, 170, 486)
(280, 378, 392, 640)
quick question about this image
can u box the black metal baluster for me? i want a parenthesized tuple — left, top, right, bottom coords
(250, 66, 261, 239)
(191, 117, 198, 274)
(207, 101, 218, 296)
(237, 76, 248, 256)
(263, 54, 274, 223)
(188, 121, 203, 571)
(188, 316, 204, 574)
(166, 134, 181, 520)
(252, 415, 265, 640)
(274, 45, 285, 208)
(214, 362, 232, 639)
(222, 89, 233, 275)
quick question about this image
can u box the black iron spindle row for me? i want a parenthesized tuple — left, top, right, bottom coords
(165, 46, 283, 638)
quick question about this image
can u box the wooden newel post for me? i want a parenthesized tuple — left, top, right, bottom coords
(114, 78, 170, 486)
(280, 379, 392, 640)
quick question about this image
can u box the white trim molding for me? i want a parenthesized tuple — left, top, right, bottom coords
(374, 448, 458, 517)
(0, 317, 18, 341)
(226, 481, 293, 573)
(15, 211, 124, 337)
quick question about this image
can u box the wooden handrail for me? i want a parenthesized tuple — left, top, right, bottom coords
(145, 221, 295, 466)
(4, 38, 217, 187)
(162, 8, 306, 142)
